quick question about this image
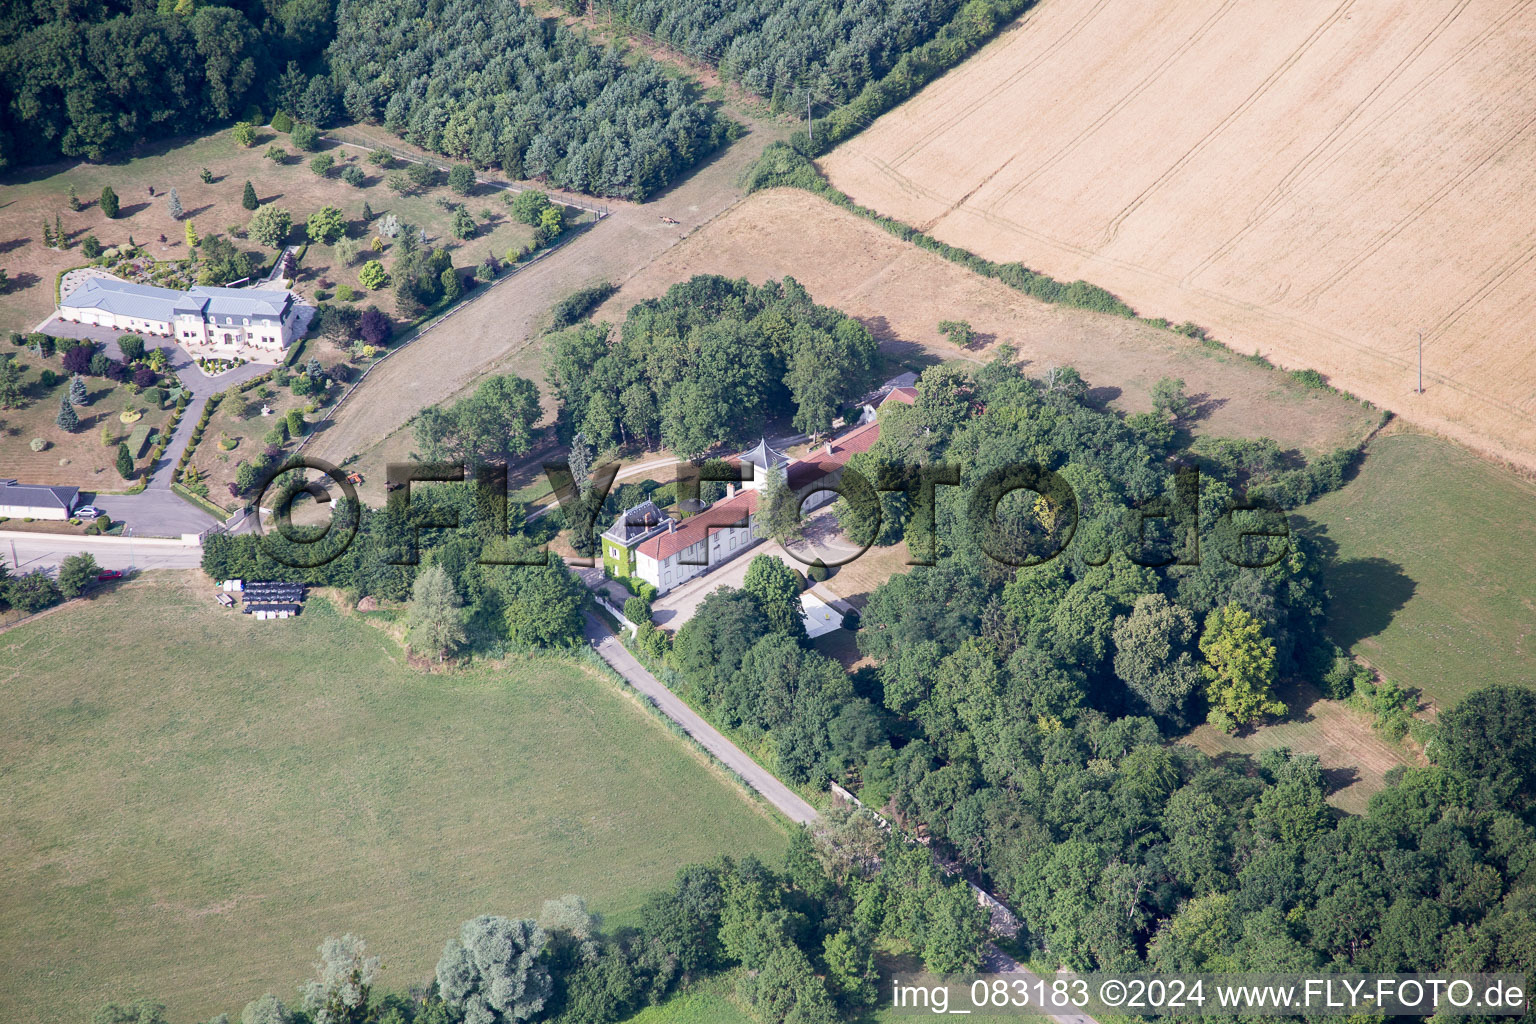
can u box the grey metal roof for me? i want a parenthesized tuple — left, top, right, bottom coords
(61, 277, 291, 323)
(61, 278, 183, 321)
(738, 438, 789, 471)
(0, 479, 79, 512)
(602, 499, 669, 545)
(859, 370, 920, 406)
(189, 285, 292, 318)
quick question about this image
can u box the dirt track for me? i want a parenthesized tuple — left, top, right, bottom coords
(307, 119, 791, 466)
(821, 0, 1536, 468)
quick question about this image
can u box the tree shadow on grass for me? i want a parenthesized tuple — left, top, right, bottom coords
(1326, 556, 1416, 646)
(1297, 516, 1416, 648)
(1321, 764, 1361, 796)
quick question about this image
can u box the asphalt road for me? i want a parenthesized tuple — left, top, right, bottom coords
(1, 531, 203, 574)
(582, 609, 819, 824)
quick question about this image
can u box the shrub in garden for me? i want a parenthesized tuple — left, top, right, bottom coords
(406, 161, 436, 188)
(5, 571, 63, 613)
(118, 335, 145, 363)
(59, 343, 92, 376)
(448, 164, 475, 194)
(271, 110, 294, 132)
(99, 186, 119, 218)
(115, 443, 133, 479)
(359, 260, 388, 290)
(291, 123, 320, 151)
(623, 595, 652, 626)
(310, 154, 335, 177)
(359, 306, 393, 345)
(133, 366, 157, 388)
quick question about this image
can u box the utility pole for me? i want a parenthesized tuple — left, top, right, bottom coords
(807, 90, 813, 145)
(1417, 331, 1424, 394)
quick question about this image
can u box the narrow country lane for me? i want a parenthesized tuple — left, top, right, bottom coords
(581, 609, 818, 824)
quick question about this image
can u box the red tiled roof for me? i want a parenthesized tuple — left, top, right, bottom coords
(787, 418, 883, 489)
(882, 386, 917, 406)
(638, 417, 886, 561)
(638, 489, 758, 561)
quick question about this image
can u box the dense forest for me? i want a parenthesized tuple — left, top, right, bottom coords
(0, 0, 731, 198)
(326, 0, 733, 198)
(661, 353, 1536, 980)
(0, 0, 335, 169)
(545, 275, 879, 457)
(592, 0, 959, 106)
(594, 0, 1036, 152)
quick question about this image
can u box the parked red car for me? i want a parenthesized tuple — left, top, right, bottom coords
(96, 570, 124, 583)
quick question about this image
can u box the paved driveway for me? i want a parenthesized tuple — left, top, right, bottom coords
(83, 489, 220, 538)
(32, 324, 271, 535)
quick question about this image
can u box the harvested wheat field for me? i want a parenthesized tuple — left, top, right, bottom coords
(596, 188, 1381, 455)
(821, 0, 1536, 468)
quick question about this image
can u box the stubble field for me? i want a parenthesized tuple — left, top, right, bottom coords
(821, 0, 1536, 469)
(595, 188, 1382, 456)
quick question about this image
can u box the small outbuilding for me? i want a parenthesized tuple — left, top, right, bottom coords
(241, 581, 306, 619)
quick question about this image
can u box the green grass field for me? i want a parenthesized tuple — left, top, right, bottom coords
(1300, 431, 1536, 706)
(0, 573, 785, 1023)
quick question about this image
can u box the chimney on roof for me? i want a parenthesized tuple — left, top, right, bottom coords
(668, 519, 676, 533)
(727, 481, 737, 498)
(824, 441, 833, 456)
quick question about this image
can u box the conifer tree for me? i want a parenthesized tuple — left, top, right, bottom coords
(56, 392, 79, 431)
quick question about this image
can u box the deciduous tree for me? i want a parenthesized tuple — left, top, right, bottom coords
(437, 915, 551, 1024)
(408, 564, 465, 662)
(1199, 603, 1284, 730)
(248, 205, 292, 249)
(58, 552, 100, 598)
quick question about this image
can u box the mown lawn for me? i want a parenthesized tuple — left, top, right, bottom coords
(0, 572, 785, 1023)
(1299, 431, 1536, 706)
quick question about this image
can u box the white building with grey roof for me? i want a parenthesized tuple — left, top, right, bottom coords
(0, 479, 80, 521)
(56, 277, 303, 362)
